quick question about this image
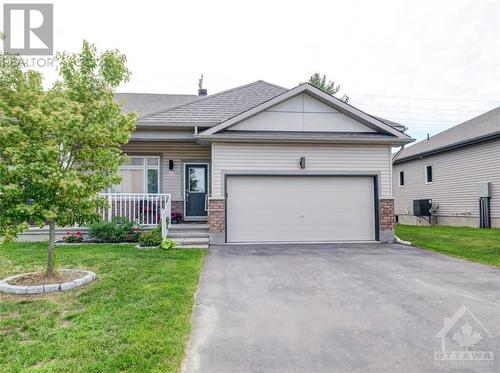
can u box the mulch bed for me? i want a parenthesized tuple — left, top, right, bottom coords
(8, 271, 85, 286)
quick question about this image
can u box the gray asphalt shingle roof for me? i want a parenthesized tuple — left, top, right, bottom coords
(394, 106, 500, 163)
(115, 93, 200, 119)
(139, 81, 287, 125)
(116, 81, 407, 134)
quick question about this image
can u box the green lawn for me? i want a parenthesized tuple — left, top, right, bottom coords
(0, 243, 206, 373)
(396, 224, 500, 267)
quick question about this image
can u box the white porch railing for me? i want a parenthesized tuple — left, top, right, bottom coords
(161, 197, 171, 239)
(98, 194, 171, 234)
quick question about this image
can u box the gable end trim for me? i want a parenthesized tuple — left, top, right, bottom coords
(200, 83, 411, 140)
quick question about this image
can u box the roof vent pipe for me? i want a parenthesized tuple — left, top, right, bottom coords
(198, 74, 207, 96)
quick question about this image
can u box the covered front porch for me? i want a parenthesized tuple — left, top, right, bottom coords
(97, 192, 208, 247)
(19, 141, 212, 242)
(116, 141, 212, 224)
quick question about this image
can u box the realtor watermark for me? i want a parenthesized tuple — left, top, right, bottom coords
(435, 305, 495, 369)
(3, 3, 53, 55)
(0, 54, 55, 68)
(2, 3, 55, 67)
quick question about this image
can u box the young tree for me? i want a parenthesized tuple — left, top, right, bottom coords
(308, 72, 349, 102)
(0, 41, 136, 275)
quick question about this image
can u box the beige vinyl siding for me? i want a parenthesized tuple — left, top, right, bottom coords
(230, 93, 376, 133)
(393, 138, 500, 218)
(163, 142, 211, 200)
(123, 141, 211, 200)
(211, 143, 393, 198)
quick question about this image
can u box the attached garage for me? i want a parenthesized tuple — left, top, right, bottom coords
(200, 82, 413, 244)
(226, 175, 377, 243)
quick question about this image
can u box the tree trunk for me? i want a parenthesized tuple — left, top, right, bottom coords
(47, 220, 56, 277)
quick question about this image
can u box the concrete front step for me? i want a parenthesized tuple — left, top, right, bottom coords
(169, 223, 208, 231)
(168, 223, 210, 247)
(168, 231, 209, 238)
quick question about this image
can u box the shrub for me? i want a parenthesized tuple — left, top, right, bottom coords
(127, 225, 142, 242)
(160, 238, 177, 250)
(138, 226, 162, 247)
(63, 231, 83, 243)
(88, 216, 136, 243)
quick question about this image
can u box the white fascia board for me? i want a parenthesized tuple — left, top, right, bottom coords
(195, 134, 414, 145)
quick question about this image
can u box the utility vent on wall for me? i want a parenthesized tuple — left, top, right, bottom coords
(413, 199, 432, 217)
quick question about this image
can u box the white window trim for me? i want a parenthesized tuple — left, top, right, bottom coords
(425, 165, 433, 184)
(399, 171, 405, 187)
(112, 156, 161, 193)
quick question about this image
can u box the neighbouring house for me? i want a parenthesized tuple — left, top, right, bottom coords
(393, 107, 500, 228)
(110, 80, 412, 244)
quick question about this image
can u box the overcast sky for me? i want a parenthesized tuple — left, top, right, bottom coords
(1, 0, 500, 142)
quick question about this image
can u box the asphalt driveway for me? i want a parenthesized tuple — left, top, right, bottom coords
(183, 244, 500, 373)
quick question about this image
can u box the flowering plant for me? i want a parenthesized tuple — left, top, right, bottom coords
(171, 212, 183, 224)
(63, 231, 83, 243)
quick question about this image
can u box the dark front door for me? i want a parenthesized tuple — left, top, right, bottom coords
(185, 164, 208, 218)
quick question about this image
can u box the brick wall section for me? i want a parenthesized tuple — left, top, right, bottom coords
(208, 199, 225, 233)
(379, 198, 395, 230)
(171, 200, 184, 216)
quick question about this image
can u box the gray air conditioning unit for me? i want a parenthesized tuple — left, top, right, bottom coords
(413, 199, 432, 217)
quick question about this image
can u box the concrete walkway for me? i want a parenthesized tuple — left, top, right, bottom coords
(183, 244, 500, 373)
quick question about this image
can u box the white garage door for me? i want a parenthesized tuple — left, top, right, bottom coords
(226, 176, 376, 243)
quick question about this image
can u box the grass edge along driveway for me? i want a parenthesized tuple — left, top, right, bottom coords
(0, 242, 207, 372)
(396, 224, 500, 267)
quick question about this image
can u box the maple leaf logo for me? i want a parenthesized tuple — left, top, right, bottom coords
(452, 322, 483, 350)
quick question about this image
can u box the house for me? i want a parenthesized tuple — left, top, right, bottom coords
(393, 107, 500, 228)
(112, 81, 413, 244)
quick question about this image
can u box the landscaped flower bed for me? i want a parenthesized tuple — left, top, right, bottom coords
(56, 217, 143, 244)
(0, 269, 96, 294)
(54, 217, 176, 250)
(62, 231, 84, 243)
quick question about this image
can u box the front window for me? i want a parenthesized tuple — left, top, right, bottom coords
(147, 169, 159, 193)
(110, 156, 160, 193)
(399, 171, 405, 187)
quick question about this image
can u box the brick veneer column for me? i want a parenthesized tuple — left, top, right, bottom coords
(171, 200, 184, 216)
(379, 198, 395, 242)
(208, 199, 225, 233)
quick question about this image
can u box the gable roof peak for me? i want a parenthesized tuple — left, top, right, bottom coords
(199, 82, 412, 141)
